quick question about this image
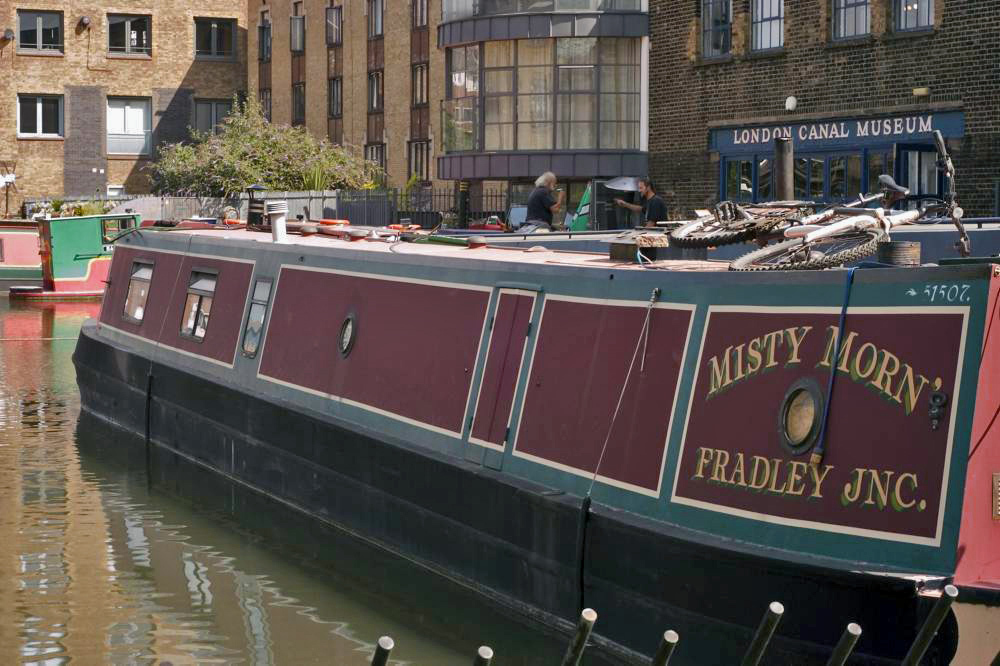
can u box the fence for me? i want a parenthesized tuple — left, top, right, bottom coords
(25, 188, 511, 229)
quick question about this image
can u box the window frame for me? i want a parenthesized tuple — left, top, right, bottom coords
(408, 140, 431, 183)
(368, 0, 384, 38)
(290, 15, 306, 53)
(241, 279, 273, 358)
(107, 97, 152, 156)
(17, 10, 64, 54)
(179, 269, 218, 342)
(365, 143, 386, 171)
(412, 64, 429, 107)
(750, 0, 784, 52)
(122, 260, 154, 325)
(193, 99, 233, 135)
(329, 77, 343, 118)
(701, 0, 732, 59)
(260, 88, 272, 121)
(16, 94, 64, 139)
(831, 0, 871, 40)
(107, 14, 152, 57)
(258, 21, 272, 62)
(368, 70, 384, 112)
(101, 216, 135, 244)
(413, 0, 428, 28)
(292, 82, 306, 126)
(895, 0, 934, 32)
(194, 17, 236, 60)
(326, 6, 343, 46)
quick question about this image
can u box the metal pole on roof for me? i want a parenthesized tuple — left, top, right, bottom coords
(775, 137, 794, 201)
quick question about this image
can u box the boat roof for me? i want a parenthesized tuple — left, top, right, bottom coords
(154, 227, 732, 272)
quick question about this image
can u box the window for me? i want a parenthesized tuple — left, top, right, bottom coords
(194, 100, 233, 134)
(0, 240, 4, 263)
(329, 78, 343, 117)
(833, 0, 870, 39)
(598, 38, 640, 150)
(123, 262, 153, 324)
(365, 144, 386, 171)
(516, 39, 553, 150)
(17, 95, 63, 138)
(101, 217, 134, 243)
(327, 6, 342, 45)
(258, 21, 272, 61)
(260, 89, 272, 121)
(702, 0, 732, 58)
(867, 152, 894, 194)
(794, 157, 826, 200)
(369, 71, 384, 111)
(413, 0, 428, 28)
(181, 271, 217, 341)
(829, 155, 862, 201)
(195, 18, 235, 58)
(483, 41, 513, 150)
(896, 0, 933, 31)
(368, 0, 384, 37)
(292, 83, 306, 125)
(107, 98, 152, 155)
(17, 10, 63, 53)
(108, 15, 151, 56)
(412, 64, 428, 106)
(290, 16, 305, 52)
(409, 141, 430, 182)
(557, 38, 597, 150)
(751, 0, 784, 51)
(242, 280, 273, 357)
(726, 160, 752, 202)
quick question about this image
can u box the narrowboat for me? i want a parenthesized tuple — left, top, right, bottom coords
(73, 225, 1000, 664)
(9, 213, 139, 301)
(0, 221, 43, 285)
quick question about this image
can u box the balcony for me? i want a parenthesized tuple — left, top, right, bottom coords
(442, 0, 641, 23)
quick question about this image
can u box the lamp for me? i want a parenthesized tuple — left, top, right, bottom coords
(2, 28, 14, 42)
(78, 16, 91, 29)
(785, 96, 798, 112)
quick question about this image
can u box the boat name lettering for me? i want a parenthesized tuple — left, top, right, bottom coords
(705, 325, 942, 417)
(691, 448, 926, 512)
(731, 115, 934, 147)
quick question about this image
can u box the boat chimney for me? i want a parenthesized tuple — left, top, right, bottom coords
(266, 200, 289, 244)
(466, 236, 487, 249)
(775, 138, 794, 201)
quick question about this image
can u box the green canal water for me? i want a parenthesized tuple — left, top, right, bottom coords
(0, 301, 617, 665)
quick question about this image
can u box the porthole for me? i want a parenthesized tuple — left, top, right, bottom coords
(778, 378, 824, 455)
(338, 314, 356, 357)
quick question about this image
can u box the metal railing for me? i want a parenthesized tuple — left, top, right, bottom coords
(442, 0, 642, 22)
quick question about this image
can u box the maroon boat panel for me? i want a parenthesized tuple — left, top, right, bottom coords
(101, 246, 253, 365)
(259, 267, 489, 434)
(470, 291, 535, 448)
(515, 299, 694, 494)
(673, 308, 967, 543)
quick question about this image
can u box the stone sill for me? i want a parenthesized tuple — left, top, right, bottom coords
(826, 35, 876, 49)
(745, 48, 785, 61)
(17, 135, 64, 141)
(16, 50, 64, 57)
(883, 27, 937, 42)
(107, 53, 153, 61)
(107, 155, 151, 161)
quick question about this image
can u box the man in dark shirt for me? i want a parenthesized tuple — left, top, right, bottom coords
(614, 178, 668, 227)
(525, 171, 564, 230)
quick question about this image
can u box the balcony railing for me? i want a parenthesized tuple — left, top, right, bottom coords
(442, 0, 642, 23)
(441, 98, 480, 153)
(108, 131, 151, 156)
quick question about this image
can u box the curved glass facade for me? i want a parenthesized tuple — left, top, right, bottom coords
(442, 37, 640, 153)
(442, 0, 641, 23)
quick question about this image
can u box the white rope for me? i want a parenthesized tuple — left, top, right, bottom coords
(587, 287, 660, 496)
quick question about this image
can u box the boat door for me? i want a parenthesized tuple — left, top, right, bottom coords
(464, 287, 539, 470)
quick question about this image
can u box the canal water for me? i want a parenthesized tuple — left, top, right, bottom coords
(0, 301, 618, 665)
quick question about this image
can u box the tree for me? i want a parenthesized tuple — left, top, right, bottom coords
(150, 97, 382, 197)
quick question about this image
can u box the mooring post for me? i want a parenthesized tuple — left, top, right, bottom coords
(901, 585, 958, 666)
(371, 635, 394, 666)
(473, 645, 494, 666)
(826, 623, 862, 666)
(651, 630, 680, 666)
(774, 138, 794, 201)
(561, 608, 598, 666)
(741, 601, 784, 666)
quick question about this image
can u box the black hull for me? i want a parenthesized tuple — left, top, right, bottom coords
(73, 324, 957, 665)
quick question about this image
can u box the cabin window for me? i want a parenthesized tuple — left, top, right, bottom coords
(0, 240, 5, 262)
(180, 271, 217, 341)
(101, 217, 133, 243)
(123, 261, 153, 323)
(241, 279, 273, 357)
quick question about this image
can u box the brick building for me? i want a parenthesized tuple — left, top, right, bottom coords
(649, 0, 1000, 217)
(0, 1, 247, 210)
(248, 0, 442, 188)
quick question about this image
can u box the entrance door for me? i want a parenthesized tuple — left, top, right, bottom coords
(465, 288, 537, 470)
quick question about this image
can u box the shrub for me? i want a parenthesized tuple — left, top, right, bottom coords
(150, 96, 382, 197)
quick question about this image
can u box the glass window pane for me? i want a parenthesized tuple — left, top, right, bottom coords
(243, 303, 267, 355)
(518, 95, 552, 122)
(190, 274, 217, 293)
(518, 39, 553, 66)
(600, 93, 638, 123)
(484, 41, 513, 67)
(558, 66, 594, 91)
(109, 16, 127, 51)
(758, 158, 771, 201)
(485, 70, 513, 93)
(847, 155, 862, 199)
(517, 122, 552, 149)
(794, 157, 807, 199)
(19, 97, 37, 134)
(20, 13, 38, 48)
(253, 280, 272, 302)
(195, 102, 212, 132)
(40, 98, 60, 135)
(124, 278, 150, 322)
(485, 124, 514, 150)
(556, 38, 597, 65)
(40, 12, 61, 48)
(131, 17, 150, 52)
(485, 96, 514, 122)
(599, 122, 637, 149)
(557, 122, 595, 149)
(599, 65, 639, 93)
(196, 21, 212, 54)
(599, 37, 639, 65)
(217, 21, 233, 55)
(558, 94, 596, 122)
(810, 157, 824, 200)
(830, 157, 846, 200)
(518, 66, 552, 94)
(182, 293, 200, 335)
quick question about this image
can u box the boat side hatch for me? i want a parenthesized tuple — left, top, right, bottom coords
(464, 286, 539, 469)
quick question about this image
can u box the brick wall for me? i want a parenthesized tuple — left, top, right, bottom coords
(649, 0, 1000, 216)
(0, 0, 247, 210)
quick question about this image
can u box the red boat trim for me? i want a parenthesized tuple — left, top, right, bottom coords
(511, 295, 697, 498)
(670, 304, 970, 547)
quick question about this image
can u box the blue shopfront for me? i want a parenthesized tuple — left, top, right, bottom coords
(710, 110, 965, 204)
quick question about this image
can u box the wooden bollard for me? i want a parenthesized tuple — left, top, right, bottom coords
(741, 601, 784, 666)
(651, 630, 680, 666)
(826, 623, 862, 666)
(371, 636, 394, 666)
(473, 645, 494, 666)
(561, 608, 598, 666)
(902, 585, 958, 666)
